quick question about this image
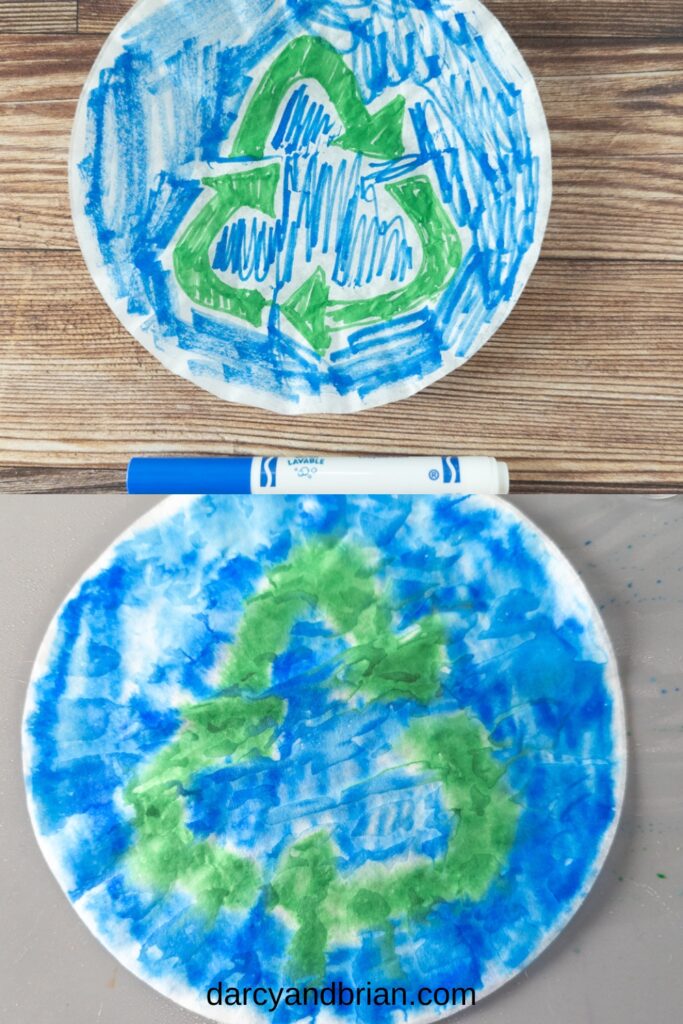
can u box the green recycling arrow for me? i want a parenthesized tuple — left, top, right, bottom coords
(328, 175, 462, 329)
(173, 35, 463, 357)
(173, 163, 280, 328)
(280, 266, 332, 356)
(231, 35, 405, 160)
(283, 174, 463, 352)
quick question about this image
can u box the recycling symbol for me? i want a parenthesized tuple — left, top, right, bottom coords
(172, 35, 463, 357)
(125, 541, 518, 981)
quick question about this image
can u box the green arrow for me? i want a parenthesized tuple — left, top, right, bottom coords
(277, 176, 462, 353)
(334, 95, 405, 160)
(231, 35, 405, 160)
(173, 164, 280, 327)
(280, 267, 332, 355)
(326, 174, 462, 330)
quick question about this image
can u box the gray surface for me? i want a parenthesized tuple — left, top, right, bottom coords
(0, 495, 681, 1023)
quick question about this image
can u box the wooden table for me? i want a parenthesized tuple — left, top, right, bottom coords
(1, 1, 682, 492)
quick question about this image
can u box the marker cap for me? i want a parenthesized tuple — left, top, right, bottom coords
(127, 458, 252, 495)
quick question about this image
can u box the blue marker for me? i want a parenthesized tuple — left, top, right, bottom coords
(127, 456, 509, 495)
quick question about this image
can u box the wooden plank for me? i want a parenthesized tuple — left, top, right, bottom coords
(76, 1, 683, 40)
(0, 34, 102, 101)
(1, 251, 681, 489)
(0, 467, 126, 492)
(78, 0, 130, 34)
(546, 157, 683, 261)
(0, 1, 76, 34)
(488, 2, 683, 39)
(0, 100, 78, 249)
(541, 66, 683, 155)
(523, 39, 683, 78)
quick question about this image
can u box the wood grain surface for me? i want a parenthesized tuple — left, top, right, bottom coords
(0, 1, 682, 492)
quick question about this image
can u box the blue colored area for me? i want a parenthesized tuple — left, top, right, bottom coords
(211, 150, 414, 290)
(77, 0, 544, 406)
(186, 614, 453, 872)
(25, 496, 621, 1020)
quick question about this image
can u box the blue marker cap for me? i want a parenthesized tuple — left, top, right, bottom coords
(127, 457, 252, 495)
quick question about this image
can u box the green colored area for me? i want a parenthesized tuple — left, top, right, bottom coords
(172, 164, 280, 327)
(268, 832, 338, 980)
(277, 173, 463, 349)
(270, 712, 519, 979)
(171, 34, 463, 356)
(221, 540, 444, 705)
(125, 695, 284, 917)
(231, 36, 405, 161)
(327, 175, 463, 330)
(125, 541, 518, 979)
(280, 267, 332, 356)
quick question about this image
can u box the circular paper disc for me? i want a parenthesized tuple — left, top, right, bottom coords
(69, 0, 551, 414)
(24, 496, 624, 1022)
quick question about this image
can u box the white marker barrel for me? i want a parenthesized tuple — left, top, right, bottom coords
(251, 456, 509, 495)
